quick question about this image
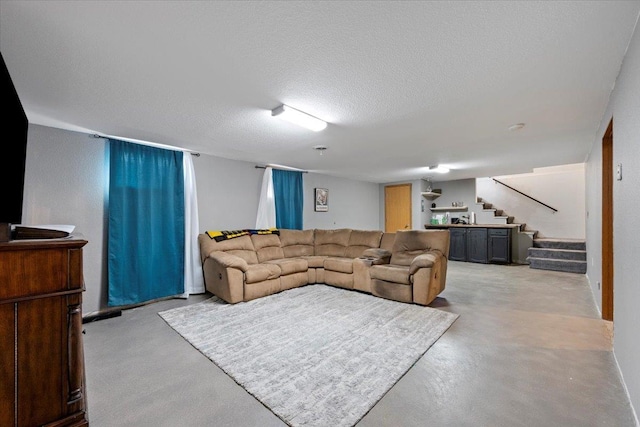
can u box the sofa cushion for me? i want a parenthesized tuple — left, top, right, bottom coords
(199, 234, 258, 265)
(345, 230, 384, 258)
(323, 257, 354, 274)
(244, 263, 281, 284)
(380, 232, 396, 251)
(280, 229, 315, 257)
(265, 258, 308, 276)
(369, 264, 411, 285)
(390, 230, 449, 266)
(251, 234, 285, 263)
(300, 255, 327, 268)
(315, 228, 351, 257)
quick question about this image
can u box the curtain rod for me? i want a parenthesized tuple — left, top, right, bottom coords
(255, 165, 308, 173)
(90, 134, 200, 156)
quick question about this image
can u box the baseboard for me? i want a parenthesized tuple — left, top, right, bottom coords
(82, 308, 122, 324)
(612, 351, 640, 427)
(585, 273, 603, 318)
(81, 293, 192, 324)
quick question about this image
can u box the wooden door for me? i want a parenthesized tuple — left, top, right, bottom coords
(602, 119, 614, 321)
(385, 184, 412, 232)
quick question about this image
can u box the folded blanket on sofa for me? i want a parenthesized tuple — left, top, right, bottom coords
(249, 228, 280, 236)
(206, 228, 279, 242)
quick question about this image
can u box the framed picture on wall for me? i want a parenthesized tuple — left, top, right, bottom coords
(315, 188, 328, 212)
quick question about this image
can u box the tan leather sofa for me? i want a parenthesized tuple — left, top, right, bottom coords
(198, 228, 450, 306)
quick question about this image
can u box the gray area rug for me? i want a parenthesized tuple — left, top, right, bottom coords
(159, 284, 459, 427)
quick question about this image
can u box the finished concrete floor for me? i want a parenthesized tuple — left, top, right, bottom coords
(83, 262, 637, 426)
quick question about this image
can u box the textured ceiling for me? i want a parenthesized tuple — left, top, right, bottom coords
(1, 1, 639, 183)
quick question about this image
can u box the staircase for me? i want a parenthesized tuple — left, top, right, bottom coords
(476, 197, 587, 274)
(527, 239, 587, 274)
(474, 198, 537, 264)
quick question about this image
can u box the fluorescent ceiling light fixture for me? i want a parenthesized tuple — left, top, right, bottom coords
(272, 104, 327, 132)
(426, 165, 450, 174)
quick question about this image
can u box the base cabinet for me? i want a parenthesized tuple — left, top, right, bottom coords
(449, 228, 467, 261)
(467, 228, 488, 263)
(0, 237, 89, 427)
(446, 227, 511, 264)
(488, 228, 512, 264)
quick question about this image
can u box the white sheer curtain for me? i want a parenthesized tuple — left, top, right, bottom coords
(256, 166, 276, 229)
(181, 153, 205, 297)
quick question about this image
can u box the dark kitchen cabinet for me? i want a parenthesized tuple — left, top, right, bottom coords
(449, 228, 467, 261)
(488, 228, 512, 263)
(442, 226, 512, 264)
(467, 228, 488, 263)
(447, 227, 487, 263)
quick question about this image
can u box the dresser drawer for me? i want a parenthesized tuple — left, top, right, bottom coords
(0, 248, 83, 300)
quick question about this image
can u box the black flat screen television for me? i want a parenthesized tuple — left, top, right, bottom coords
(1, 51, 28, 229)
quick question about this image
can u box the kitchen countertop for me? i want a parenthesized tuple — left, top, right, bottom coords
(425, 224, 520, 229)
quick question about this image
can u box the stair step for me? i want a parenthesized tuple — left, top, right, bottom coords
(533, 238, 586, 250)
(494, 215, 514, 224)
(528, 247, 586, 261)
(528, 257, 587, 274)
(475, 197, 538, 240)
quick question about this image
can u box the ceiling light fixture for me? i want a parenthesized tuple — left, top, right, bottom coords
(426, 165, 450, 174)
(272, 104, 327, 132)
(508, 123, 525, 131)
(313, 145, 328, 155)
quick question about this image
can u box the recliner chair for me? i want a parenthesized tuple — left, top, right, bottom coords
(369, 229, 449, 306)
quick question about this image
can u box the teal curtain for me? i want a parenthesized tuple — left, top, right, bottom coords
(272, 169, 303, 230)
(108, 139, 185, 306)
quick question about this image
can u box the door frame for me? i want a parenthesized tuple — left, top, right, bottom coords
(602, 118, 613, 321)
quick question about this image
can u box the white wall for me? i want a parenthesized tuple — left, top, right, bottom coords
(304, 173, 380, 230)
(22, 125, 381, 314)
(429, 178, 478, 223)
(22, 124, 109, 315)
(195, 162, 381, 232)
(193, 156, 263, 231)
(586, 19, 640, 420)
(476, 164, 586, 239)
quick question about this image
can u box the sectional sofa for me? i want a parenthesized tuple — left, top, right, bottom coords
(197, 228, 450, 306)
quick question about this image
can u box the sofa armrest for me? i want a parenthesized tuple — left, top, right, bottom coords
(410, 251, 447, 305)
(361, 248, 392, 265)
(409, 252, 440, 275)
(208, 251, 250, 272)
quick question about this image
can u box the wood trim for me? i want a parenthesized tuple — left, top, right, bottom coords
(602, 118, 614, 321)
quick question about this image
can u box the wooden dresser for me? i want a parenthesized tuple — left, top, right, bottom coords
(1, 236, 89, 427)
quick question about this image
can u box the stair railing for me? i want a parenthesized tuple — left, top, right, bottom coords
(492, 178, 558, 213)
